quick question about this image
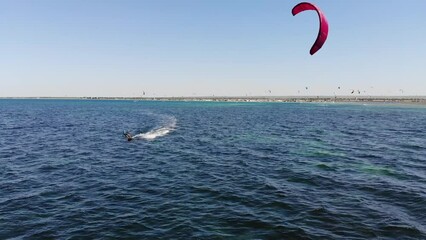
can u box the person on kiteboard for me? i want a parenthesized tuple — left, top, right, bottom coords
(123, 132, 133, 141)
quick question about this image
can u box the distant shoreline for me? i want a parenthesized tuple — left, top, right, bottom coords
(1, 96, 426, 105)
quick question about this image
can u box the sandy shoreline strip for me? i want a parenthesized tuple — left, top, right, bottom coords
(1, 96, 426, 105)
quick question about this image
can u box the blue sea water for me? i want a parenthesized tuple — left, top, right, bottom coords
(0, 99, 425, 239)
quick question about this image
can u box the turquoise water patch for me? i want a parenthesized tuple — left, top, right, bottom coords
(357, 164, 396, 177)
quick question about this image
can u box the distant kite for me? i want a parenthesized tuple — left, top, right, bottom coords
(292, 2, 329, 55)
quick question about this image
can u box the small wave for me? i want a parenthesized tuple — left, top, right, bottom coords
(359, 165, 395, 176)
(133, 116, 176, 140)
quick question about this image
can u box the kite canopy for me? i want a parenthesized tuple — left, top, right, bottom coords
(292, 2, 329, 55)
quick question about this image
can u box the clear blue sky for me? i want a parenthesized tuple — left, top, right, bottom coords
(1, 0, 425, 97)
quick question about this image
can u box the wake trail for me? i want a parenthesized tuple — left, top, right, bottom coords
(133, 115, 177, 140)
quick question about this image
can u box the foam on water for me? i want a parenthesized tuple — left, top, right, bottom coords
(133, 115, 176, 140)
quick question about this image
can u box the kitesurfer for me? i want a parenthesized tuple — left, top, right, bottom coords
(124, 132, 133, 141)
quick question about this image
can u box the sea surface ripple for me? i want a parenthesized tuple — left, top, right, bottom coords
(0, 100, 425, 239)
